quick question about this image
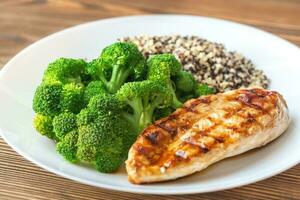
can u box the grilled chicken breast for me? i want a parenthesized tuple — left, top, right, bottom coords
(126, 88, 290, 184)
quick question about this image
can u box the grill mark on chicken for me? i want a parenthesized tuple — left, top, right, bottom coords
(135, 145, 150, 155)
(235, 89, 277, 113)
(200, 147, 210, 153)
(145, 131, 160, 145)
(236, 94, 263, 110)
(126, 88, 289, 184)
(166, 114, 178, 121)
(193, 96, 212, 105)
(155, 90, 271, 158)
(215, 137, 225, 143)
(182, 105, 199, 114)
(155, 121, 177, 137)
(183, 137, 211, 153)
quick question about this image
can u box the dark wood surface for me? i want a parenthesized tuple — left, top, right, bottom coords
(0, 0, 300, 199)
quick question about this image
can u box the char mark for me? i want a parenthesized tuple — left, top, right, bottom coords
(236, 92, 263, 110)
(165, 113, 178, 121)
(156, 122, 177, 137)
(135, 145, 150, 155)
(188, 97, 211, 108)
(145, 131, 160, 145)
(200, 146, 209, 153)
(183, 138, 210, 154)
(182, 105, 199, 114)
(215, 137, 224, 143)
(237, 88, 275, 110)
(248, 88, 273, 97)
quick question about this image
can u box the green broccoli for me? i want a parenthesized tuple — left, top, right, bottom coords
(86, 59, 110, 81)
(174, 70, 197, 93)
(94, 140, 125, 173)
(77, 94, 135, 172)
(33, 82, 84, 116)
(60, 83, 84, 113)
(83, 81, 107, 105)
(147, 54, 183, 108)
(33, 82, 63, 116)
(194, 83, 216, 96)
(174, 70, 216, 100)
(51, 112, 78, 162)
(90, 42, 147, 93)
(56, 130, 78, 163)
(117, 80, 172, 133)
(33, 114, 55, 139)
(33, 58, 89, 140)
(33, 58, 88, 116)
(53, 112, 77, 140)
(147, 54, 181, 77)
(43, 58, 87, 85)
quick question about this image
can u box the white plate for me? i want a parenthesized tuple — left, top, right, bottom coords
(0, 15, 300, 195)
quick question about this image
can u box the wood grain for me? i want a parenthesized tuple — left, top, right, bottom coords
(0, 0, 300, 199)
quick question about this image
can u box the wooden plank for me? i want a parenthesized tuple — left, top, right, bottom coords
(1, 138, 300, 199)
(0, 0, 299, 199)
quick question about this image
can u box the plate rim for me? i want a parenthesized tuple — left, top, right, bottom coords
(0, 14, 300, 195)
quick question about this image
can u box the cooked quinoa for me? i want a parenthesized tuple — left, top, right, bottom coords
(119, 35, 269, 92)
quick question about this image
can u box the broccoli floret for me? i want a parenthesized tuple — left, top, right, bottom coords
(33, 82, 84, 116)
(43, 58, 87, 85)
(174, 70, 197, 93)
(53, 113, 78, 162)
(53, 112, 77, 140)
(147, 54, 181, 77)
(117, 80, 172, 133)
(83, 81, 107, 104)
(194, 83, 216, 96)
(94, 141, 125, 173)
(33, 82, 63, 116)
(76, 124, 99, 162)
(147, 54, 182, 108)
(85, 59, 99, 80)
(56, 130, 78, 163)
(174, 70, 198, 102)
(33, 58, 88, 139)
(33, 114, 55, 139)
(33, 58, 88, 116)
(91, 42, 147, 93)
(60, 83, 84, 113)
(77, 94, 136, 172)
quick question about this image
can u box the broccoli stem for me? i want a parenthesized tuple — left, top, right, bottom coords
(122, 99, 143, 133)
(168, 82, 183, 109)
(108, 66, 130, 93)
(98, 71, 109, 86)
(139, 105, 157, 132)
(172, 93, 183, 108)
(139, 112, 153, 132)
(139, 96, 165, 132)
(122, 97, 163, 134)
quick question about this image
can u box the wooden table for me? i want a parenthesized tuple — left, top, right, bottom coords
(1, 0, 299, 199)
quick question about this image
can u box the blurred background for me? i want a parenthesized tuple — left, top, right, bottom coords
(0, 1, 299, 200)
(1, 0, 299, 66)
